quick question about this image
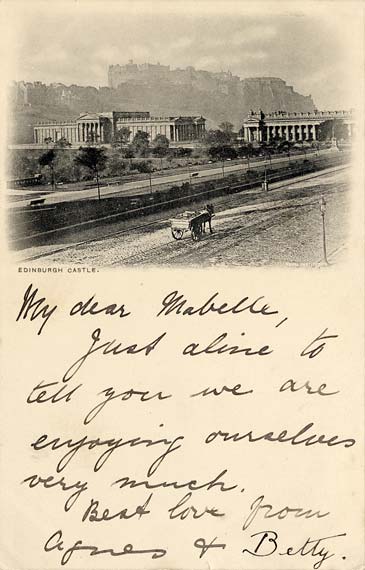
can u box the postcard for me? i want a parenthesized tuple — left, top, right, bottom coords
(0, 1, 364, 569)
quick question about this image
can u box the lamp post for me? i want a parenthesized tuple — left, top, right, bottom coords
(187, 163, 192, 184)
(221, 159, 225, 178)
(147, 165, 153, 194)
(262, 164, 269, 191)
(320, 195, 328, 265)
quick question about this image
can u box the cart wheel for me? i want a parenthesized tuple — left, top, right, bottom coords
(171, 228, 183, 240)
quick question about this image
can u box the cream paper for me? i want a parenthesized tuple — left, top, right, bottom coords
(0, 2, 364, 570)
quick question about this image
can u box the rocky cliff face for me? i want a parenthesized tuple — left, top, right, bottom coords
(241, 77, 314, 114)
(9, 68, 316, 143)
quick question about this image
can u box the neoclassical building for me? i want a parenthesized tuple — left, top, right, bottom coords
(33, 111, 206, 145)
(241, 109, 355, 143)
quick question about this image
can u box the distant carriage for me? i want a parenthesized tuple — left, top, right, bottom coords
(170, 204, 214, 241)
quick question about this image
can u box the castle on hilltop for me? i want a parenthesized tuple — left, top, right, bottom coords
(107, 61, 316, 109)
(108, 60, 241, 94)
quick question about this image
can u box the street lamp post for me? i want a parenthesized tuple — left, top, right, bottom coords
(221, 159, 225, 178)
(320, 195, 328, 265)
(262, 165, 269, 191)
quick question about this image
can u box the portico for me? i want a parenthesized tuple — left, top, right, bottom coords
(242, 109, 355, 143)
(34, 111, 206, 145)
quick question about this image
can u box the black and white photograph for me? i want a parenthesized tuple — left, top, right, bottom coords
(5, 0, 359, 268)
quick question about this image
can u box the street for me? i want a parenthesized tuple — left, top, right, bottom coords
(9, 149, 333, 208)
(18, 167, 350, 268)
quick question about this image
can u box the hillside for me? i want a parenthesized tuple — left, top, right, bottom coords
(9, 66, 316, 143)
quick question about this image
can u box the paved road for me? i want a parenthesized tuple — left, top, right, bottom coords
(9, 149, 337, 208)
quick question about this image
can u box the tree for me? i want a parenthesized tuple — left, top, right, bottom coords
(318, 119, 349, 141)
(133, 160, 153, 173)
(74, 146, 108, 200)
(54, 137, 71, 149)
(113, 127, 131, 147)
(152, 134, 169, 152)
(122, 147, 135, 159)
(44, 137, 53, 148)
(53, 150, 74, 183)
(151, 134, 170, 167)
(204, 129, 232, 145)
(236, 143, 255, 169)
(131, 130, 150, 157)
(237, 143, 254, 158)
(106, 149, 127, 177)
(219, 122, 234, 134)
(39, 149, 56, 190)
(208, 144, 237, 176)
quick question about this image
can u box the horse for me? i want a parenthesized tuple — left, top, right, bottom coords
(200, 203, 215, 234)
(190, 204, 215, 240)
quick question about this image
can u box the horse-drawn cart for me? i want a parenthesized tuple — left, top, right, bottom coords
(170, 205, 214, 241)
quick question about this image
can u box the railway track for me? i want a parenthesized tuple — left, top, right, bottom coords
(17, 166, 349, 264)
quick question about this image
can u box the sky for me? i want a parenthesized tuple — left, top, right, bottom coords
(5, 0, 363, 110)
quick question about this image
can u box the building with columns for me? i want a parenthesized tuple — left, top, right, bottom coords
(241, 109, 355, 143)
(33, 111, 206, 145)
